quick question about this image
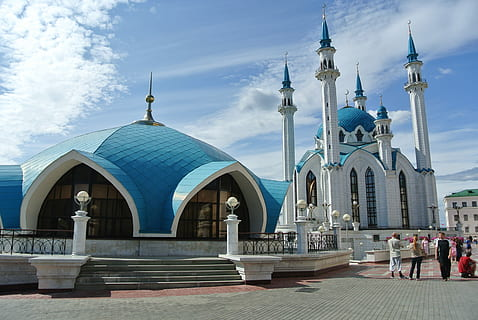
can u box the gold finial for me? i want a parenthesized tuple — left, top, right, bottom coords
(379, 94, 383, 106)
(322, 3, 326, 20)
(284, 51, 288, 65)
(408, 20, 412, 34)
(145, 72, 154, 104)
(345, 89, 350, 106)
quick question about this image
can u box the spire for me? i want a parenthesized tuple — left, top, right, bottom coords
(407, 21, 419, 63)
(282, 52, 292, 89)
(376, 95, 389, 119)
(345, 89, 350, 107)
(320, 4, 332, 48)
(355, 62, 364, 97)
(134, 72, 163, 126)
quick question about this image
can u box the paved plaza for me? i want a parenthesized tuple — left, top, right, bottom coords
(1, 258, 477, 320)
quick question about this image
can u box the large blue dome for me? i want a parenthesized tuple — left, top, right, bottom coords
(316, 106, 376, 139)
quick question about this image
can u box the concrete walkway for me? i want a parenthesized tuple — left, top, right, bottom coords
(1, 258, 476, 320)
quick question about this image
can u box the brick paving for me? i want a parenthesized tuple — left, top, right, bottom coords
(0, 258, 476, 320)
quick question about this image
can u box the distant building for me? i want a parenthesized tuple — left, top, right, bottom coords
(444, 189, 478, 238)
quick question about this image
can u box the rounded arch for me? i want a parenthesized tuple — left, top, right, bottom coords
(171, 162, 267, 236)
(306, 171, 317, 206)
(20, 150, 141, 236)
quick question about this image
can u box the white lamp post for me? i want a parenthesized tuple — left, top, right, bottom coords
(352, 200, 360, 231)
(343, 213, 351, 245)
(321, 202, 331, 229)
(332, 209, 341, 249)
(296, 199, 307, 219)
(71, 191, 91, 255)
(224, 196, 241, 255)
(295, 200, 308, 254)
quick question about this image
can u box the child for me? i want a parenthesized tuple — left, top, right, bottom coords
(458, 252, 476, 278)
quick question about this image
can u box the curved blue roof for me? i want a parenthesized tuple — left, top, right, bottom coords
(376, 106, 389, 119)
(317, 107, 376, 138)
(9, 123, 287, 233)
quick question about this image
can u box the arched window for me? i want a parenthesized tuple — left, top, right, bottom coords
(350, 169, 360, 223)
(365, 168, 377, 227)
(339, 130, 345, 143)
(356, 129, 364, 142)
(399, 171, 410, 228)
(328, 60, 332, 68)
(417, 73, 421, 81)
(37, 164, 133, 238)
(177, 174, 249, 239)
(412, 73, 416, 82)
(306, 171, 317, 206)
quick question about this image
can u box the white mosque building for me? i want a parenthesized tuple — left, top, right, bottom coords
(277, 16, 438, 235)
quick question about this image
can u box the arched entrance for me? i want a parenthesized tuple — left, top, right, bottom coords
(176, 174, 250, 239)
(37, 164, 133, 238)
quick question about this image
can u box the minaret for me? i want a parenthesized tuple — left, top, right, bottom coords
(278, 54, 297, 181)
(404, 22, 431, 170)
(353, 63, 367, 111)
(374, 96, 393, 170)
(315, 8, 340, 165)
(134, 72, 164, 126)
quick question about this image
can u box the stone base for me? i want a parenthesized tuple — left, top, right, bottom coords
(29, 255, 90, 289)
(0, 254, 38, 286)
(219, 254, 281, 283)
(273, 250, 352, 276)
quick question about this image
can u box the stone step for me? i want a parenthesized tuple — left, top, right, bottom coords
(76, 279, 245, 291)
(81, 264, 236, 272)
(87, 257, 231, 265)
(76, 274, 242, 284)
(78, 269, 240, 277)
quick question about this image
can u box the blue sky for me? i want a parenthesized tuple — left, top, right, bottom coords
(1, 0, 478, 224)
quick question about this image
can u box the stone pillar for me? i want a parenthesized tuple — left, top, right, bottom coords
(295, 215, 308, 254)
(71, 210, 90, 256)
(225, 214, 241, 255)
(333, 222, 342, 249)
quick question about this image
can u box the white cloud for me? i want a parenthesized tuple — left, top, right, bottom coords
(438, 68, 453, 75)
(0, 0, 143, 163)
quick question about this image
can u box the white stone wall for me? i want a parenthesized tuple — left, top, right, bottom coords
(0, 255, 38, 285)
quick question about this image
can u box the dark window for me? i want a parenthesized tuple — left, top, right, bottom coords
(474, 214, 478, 221)
(472, 201, 477, 207)
(452, 202, 457, 208)
(176, 174, 249, 239)
(339, 131, 345, 142)
(350, 169, 360, 223)
(37, 164, 133, 238)
(475, 226, 478, 232)
(365, 168, 377, 227)
(464, 215, 468, 221)
(373, 235, 380, 242)
(462, 201, 467, 207)
(399, 171, 409, 228)
(306, 171, 317, 206)
(465, 226, 469, 233)
(356, 130, 363, 142)
(454, 215, 459, 222)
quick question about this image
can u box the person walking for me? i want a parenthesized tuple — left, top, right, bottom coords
(388, 232, 406, 279)
(435, 232, 452, 281)
(465, 236, 473, 254)
(421, 237, 430, 258)
(456, 237, 463, 262)
(408, 235, 424, 280)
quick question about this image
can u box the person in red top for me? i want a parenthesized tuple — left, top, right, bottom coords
(458, 252, 476, 278)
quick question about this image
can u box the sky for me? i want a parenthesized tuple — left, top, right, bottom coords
(1, 0, 478, 225)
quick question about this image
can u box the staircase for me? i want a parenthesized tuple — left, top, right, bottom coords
(75, 257, 243, 290)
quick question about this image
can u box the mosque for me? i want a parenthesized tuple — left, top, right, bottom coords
(277, 16, 438, 235)
(0, 14, 438, 255)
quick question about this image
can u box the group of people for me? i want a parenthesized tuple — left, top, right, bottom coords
(388, 232, 476, 281)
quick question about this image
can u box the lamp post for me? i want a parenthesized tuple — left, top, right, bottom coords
(332, 210, 341, 249)
(295, 200, 308, 254)
(307, 203, 316, 221)
(352, 200, 360, 231)
(321, 202, 331, 230)
(455, 205, 462, 232)
(296, 199, 307, 219)
(428, 204, 438, 232)
(224, 196, 241, 255)
(342, 213, 351, 246)
(71, 191, 91, 256)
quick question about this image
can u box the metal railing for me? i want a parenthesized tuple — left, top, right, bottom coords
(241, 232, 297, 254)
(308, 233, 338, 252)
(0, 228, 73, 255)
(240, 232, 338, 255)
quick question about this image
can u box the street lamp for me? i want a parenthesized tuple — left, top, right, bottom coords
(226, 196, 240, 216)
(455, 205, 462, 232)
(428, 204, 438, 232)
(74, 190, 91, 213)
(321, 202, 331, 224)
(308, 203, 316, 221)
(342, 213, 351, 243)
(296, 199, 307, 218)
(352, 200, 360, 222)
(318, 225, 326, 233)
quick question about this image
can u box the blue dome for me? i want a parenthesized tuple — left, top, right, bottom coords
(376, 106, 389, 119)
(13, 123, 289, 234)
(317, 107, 376, 139)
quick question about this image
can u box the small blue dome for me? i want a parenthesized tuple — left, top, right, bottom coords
(376, 106, 389, 119)
(317, 107, 376, 139)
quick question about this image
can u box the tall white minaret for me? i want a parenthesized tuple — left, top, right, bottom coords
(374, 96, 393, 170)
(404, 23, 431, 171)
(278, 55, 297, 182)
(404, 22, 437, 227)
(315, 10, 340, 165)
(353, 63, 367, 111)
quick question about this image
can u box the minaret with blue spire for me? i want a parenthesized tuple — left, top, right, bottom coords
(374, 95, 393, 170)
(353, 62, 367, 111)
(315, 5, 340, 166)
(404, 21, 437, 228)
(278, 53, 297, 182)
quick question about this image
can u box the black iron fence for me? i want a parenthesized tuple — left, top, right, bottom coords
(0, 229, 73, 255)
(240, 232, 337, 255)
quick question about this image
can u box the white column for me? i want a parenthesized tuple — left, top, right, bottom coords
(71, 210, 90, 256)
(295, 216, 308, 254)
(225, 214, 241, 255)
